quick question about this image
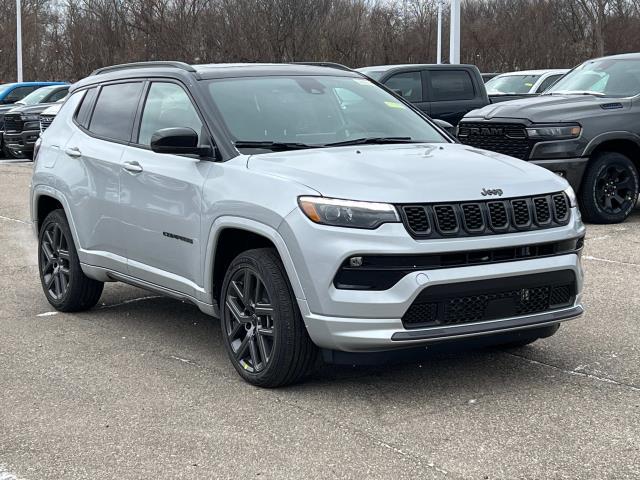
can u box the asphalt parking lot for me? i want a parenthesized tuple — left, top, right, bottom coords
(1, 158, 639, 479)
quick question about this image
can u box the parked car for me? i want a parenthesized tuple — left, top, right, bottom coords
(0, 83, 69, 157)
(31, 61, 585, 387)
(486, 69, 569, 96)
(39, 102, 63, 133)
(356, 64, 489, 125)
(458, 52, 640, 224)
(4, 86, 69, 159)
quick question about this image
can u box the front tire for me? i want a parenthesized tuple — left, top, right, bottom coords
(38, 209, 104, 311)
(220, 248, 318, 387)
(580, 151, 639, 223)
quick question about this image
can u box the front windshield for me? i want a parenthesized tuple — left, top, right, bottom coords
(547, 59, 640, 97)
(17, 86, 58, 105)
(206, 75, 445, 150)
(485, 75, 541, 94)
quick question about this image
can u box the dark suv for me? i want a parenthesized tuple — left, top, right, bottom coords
(458, 53, 640, 223)
(3, 85, 69, 159)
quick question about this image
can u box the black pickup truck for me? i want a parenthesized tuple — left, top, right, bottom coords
(356, 64, 533, 126)
(458, 53, 640, 224)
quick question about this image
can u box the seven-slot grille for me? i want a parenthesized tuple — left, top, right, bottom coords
(399, 193, 570, 238)
(3, 114, 23, 133)
(40, 115, 55, 132)
(457, 122, 533, 160)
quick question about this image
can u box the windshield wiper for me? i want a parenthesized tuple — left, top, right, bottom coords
(547, 91, 606, 97)
(323, 137, 419, 147)
(234, 140, 319, 151)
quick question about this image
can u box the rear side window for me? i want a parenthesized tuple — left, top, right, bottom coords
(385, 72, 423, 102)
(429, 70, 475, 101)
(75, 88, 98, 129)
(89, 82, 143, 142)
(48, 88, 68, 103)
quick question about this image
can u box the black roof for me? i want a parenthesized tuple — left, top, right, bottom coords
(72, 62, 360, 92)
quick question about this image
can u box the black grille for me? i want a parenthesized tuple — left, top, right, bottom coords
(533, 197, 551, 224)
(457, 122, 533, 160)
(402, 271, 576, 329)
(433, 205, 458, 233)
(402, 206, 430, 234)
(4, 114, 23, 133)
(40, 115, 55, 132)
(511, 199, 531, 227)
(399, 193, 570, 239)
(461, 204, 484, 231)
(553, 193, 569, 222)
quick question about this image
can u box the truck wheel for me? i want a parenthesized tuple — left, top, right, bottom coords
(220, 248, 318, 387)
(38, 209, 104, 311)
(580, 152, 639, 223)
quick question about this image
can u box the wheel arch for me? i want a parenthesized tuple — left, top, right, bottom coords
(584, 132, 640, 173)
(31, 186, 79, 244)
(205, 217, 306, 308)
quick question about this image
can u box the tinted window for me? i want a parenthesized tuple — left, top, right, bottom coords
(138, 83, 203, 146)
(4, 86, 37, 103)
(75, 88, 98, 129)
(89, 82, 143, 141)
(47, 88, 69, 103)
(536, 74, 561, 93)
(385, 72, 423, 102)
(430, 70, 475, 101)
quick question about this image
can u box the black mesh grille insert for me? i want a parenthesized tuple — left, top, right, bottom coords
(402, 206, 430, 234)
(398, 193, 570, 239)
(488, 202, 508, 229)
(511, 199, 531, 227)
(533, 197, 551, 224)
(4, 114, 23, 133)
(433, 205, 458, 233)
(402, 271, 576, 329)
(553, 194, 569, 222)
(462, 204, 484, 231)
(457, 122, 533, 160)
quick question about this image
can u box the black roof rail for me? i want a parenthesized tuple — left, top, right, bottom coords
(291, 62, 352, 72)
(91, 61, 197, 76)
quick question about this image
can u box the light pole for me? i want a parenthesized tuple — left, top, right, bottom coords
(16, 0, 23, 82)
(436, 1, 443, 64)
(449, 0, 460, 64)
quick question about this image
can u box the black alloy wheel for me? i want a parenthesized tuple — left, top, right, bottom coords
(224, 268, 275, 373)
(40, 222, 71, 300)
(580, 151, 639, 223)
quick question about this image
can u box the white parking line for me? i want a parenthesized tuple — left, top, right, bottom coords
(0, 215, 29, 225)
(583, 255, 640, 267)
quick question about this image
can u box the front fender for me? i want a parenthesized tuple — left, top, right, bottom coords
(203, 215, 306, 303)
(584, 131, 640, 156)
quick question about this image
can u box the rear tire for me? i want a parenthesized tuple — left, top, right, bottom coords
(580, 152, 639, 223)
(38, 209, 104, 312)
(220, 248, 318, 387)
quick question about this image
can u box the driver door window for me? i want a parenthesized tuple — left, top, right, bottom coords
(138, 82, 204, 146)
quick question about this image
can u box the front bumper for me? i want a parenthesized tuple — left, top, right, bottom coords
(530, 158, 588, 192)
(280, 207, 585, 352)
(4, 129, 39, 154)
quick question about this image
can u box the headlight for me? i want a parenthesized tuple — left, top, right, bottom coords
(21, 114, 40, 122)
(564, 186, 578, 207)
(526, 124, 581, 139)
(298, 196, 400, 229)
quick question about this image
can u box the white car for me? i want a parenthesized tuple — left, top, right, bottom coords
(39, 101, 64, 133)
(486, 69, 569, 95)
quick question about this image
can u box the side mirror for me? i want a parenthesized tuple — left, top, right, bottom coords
(433, 119, 456, 136)
(150, 127, 212, 157)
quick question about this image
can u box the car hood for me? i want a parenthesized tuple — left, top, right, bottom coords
(466, 94, 632, 123)
(6, 103, 56, 115)
(246, 143, 568, 203)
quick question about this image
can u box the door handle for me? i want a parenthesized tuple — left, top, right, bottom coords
(123, 161, 143, 174)
(64, 146, 82, 158)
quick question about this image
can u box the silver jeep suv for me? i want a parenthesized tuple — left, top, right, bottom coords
(30, 62, 585, 387)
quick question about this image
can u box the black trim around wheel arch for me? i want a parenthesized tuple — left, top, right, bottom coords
(391, 305, 583, 342)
